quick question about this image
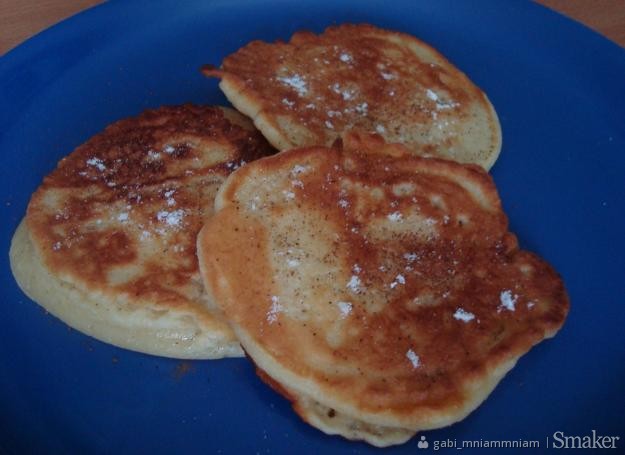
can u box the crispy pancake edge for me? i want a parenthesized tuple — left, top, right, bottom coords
(11, 220, 240, 358)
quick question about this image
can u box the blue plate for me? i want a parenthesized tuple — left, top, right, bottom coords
(1, 1, 624, 453)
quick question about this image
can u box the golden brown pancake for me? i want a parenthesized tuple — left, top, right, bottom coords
(204, 23, 502, 169)
(9, 104, 275, 359)
(197, 133, 568, 446)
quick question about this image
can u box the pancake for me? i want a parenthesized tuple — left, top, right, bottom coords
(197, 133, 569, 446)
(9, 104, 275, 359)
(203, 23, 502, 170)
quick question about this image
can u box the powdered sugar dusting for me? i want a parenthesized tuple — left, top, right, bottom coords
(387, 211, 403, 222)
(425, 88, 460, 110)
(453, 308, 475, 322)
(337, 301, 353, 318)
(435, 100, 460, 110)
(287, 258, 300, 268)
(499, 290, 518, 312)
(339, 52, 353, 63)
(164, 189, 176, 206)
(346, 275, 363, 294)
(156, 209, 185, 227)
(267, 296, 283, 324)
(86, 157, 106, 171)
(331, 83, 355, 101)
(354, 102, 368, 115)
(406, 349, 421, 369)
(426, 89, 438, 101)
(291, 164, 310, 176)
(403, 252, 419, 263)
(390, 274, 406, 289)
(277, 74, 308, 96)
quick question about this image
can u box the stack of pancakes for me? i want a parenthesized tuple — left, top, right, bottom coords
(10, 24, 568, 447)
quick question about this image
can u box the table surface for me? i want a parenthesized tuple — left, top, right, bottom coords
(1, 0, 625, 55)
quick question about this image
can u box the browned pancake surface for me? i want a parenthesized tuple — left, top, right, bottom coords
(22, 104, 275, 357)
(205, 24, 502, 169)
(198, 133, 568, 438)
